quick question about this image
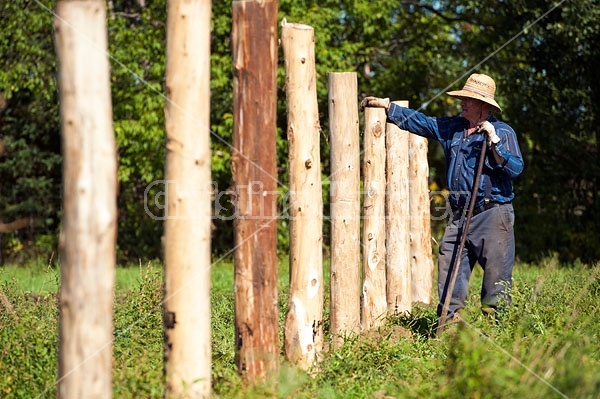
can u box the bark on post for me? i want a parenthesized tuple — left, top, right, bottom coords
(163, 0, 212, 397)
(231, 0, 280, 383)
(409, 133, 434, 304)
(54, 2, 117, 397)
(362, 108, 387, 330)
(328, 72, 360, 347)
(385, 100, 412, 315)
(282, 21, 324, 370)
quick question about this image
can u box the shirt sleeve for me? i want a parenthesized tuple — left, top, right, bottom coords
(386, 103, 442, 141)
(488, 123, 524, 179)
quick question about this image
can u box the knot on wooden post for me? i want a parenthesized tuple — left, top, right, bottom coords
(164, 311, 176, 329)
(370, 253, 379, 266)
(372, 121, 383, 138)
(305, 159, 312, 169)
(367, 182, 378, 198)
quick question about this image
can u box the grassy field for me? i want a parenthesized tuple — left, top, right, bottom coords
(1, 256, 599, 398)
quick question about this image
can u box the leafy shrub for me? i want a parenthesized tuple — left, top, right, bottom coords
(1, 259, 599, 398)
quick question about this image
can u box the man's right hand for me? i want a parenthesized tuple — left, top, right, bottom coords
(360, 96, 390, 112)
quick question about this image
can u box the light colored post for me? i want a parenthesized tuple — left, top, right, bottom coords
(163, 0, 212, 397)
(328, 72, 360, 347)
(409, 133, 434, 304)
(385, 100, 412, 315)
(362, 107, 387, 330)
(232, 0, 280, 383)
(54, 1, 117, 397)
(282, 20, 324, 370)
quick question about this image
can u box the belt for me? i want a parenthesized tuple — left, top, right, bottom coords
(472, 201, 501, 216)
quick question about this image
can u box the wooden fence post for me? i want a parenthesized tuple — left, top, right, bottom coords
(362, 107, 387, 329)
(163, 0, 212, 397)
(409, 130, 434, 304)
(282, 20, 324, 370)
(54, 1, 117, 397)
(328, 72, 361, 347)
(231, 0, 280, 383)
(385, 100, 411, 315)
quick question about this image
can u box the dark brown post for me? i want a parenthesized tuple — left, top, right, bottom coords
(231, 0, 280, 383)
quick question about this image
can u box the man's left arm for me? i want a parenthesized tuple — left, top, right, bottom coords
(479, 121, 524, 179)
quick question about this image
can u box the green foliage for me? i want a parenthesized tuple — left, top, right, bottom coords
(428, 262, 600, 399)
(436, 0, 600, 262)
(1, 258, 599, 398)
(1, 1, 599, 262)
(0, 280, 58, 398)
(112, 263, 164, 398)
(0, 0, 61, 260)
(108, 1, 168, 261)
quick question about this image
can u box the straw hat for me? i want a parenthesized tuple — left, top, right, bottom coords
(447, 73, 502, 113)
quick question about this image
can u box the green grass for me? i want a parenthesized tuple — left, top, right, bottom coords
(0, 259, 161, 295)
(1, 256, 599, 398)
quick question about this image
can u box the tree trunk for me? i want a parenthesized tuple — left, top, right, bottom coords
(54, 2, 117, 397)
(163, 0, 212, 397)
(362, 108, 387, 330)
(385, 100, 411, 315)
(328, 72, 360, 348)
(409, 134, 434, 304)
(282, 21, 324, 370)
(231, 0, 280, 384)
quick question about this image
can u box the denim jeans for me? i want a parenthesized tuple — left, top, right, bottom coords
(437, 203, 515, 318)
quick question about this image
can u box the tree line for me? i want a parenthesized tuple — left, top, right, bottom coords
(1, 0, 598, 263)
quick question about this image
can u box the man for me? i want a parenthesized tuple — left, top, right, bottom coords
(360, 73, 524, 320)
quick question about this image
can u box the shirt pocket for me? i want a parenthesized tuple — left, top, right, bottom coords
(449, 136, 462, 158)
(465, 142, 482, 169)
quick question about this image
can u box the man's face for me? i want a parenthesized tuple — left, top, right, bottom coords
(460, 97, 484, 124)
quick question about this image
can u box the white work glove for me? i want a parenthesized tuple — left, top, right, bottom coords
(479, 121, 501, 146)
(360, 96, 390, 112)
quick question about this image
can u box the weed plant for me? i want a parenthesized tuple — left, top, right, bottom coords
(1, 258, 599, 398)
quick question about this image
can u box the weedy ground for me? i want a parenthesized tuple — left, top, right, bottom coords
(1, 255, 599, 398)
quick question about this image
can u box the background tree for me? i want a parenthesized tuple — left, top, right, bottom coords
(430, 0, 599, 261)
(1, 0, 598, 263)
(0, 0, 61, 261)
(107, 1, 168, 261)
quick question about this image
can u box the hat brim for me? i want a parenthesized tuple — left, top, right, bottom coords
(447, 89, 502, 113)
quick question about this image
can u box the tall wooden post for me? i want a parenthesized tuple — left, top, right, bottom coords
(54, 1, 117, 397)
(328, 72, 360, 347)
(163, 0, 212, 397)
(362, 108, 387, 330)
(385, 100, 411, 315)
(282, 21, 324, 370)
(231, 0, 279, 383)
(409, 134, 434, 304)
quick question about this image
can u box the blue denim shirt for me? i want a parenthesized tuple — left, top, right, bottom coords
(387, 103, 524, 210)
